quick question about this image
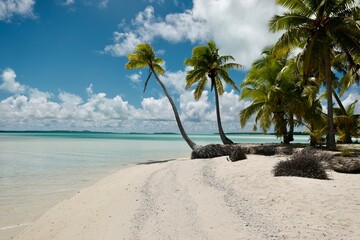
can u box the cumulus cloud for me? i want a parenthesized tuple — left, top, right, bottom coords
(0, 0, 36, 21)
(180, 90, 210, 122)
(213, 90, 249, 123)
(127, 71, 143, 84)
(191, 0, 283, 67)
(341, 92, 360, 114)
(0, 68, 26, 94)
(0, 68, 250, 132)
(135, 96, 173, 121)
(160, 69, 188, 94)
(104, 5, 209, 56)
(104, 0, 282, 67)
(59, 91, 84, 107)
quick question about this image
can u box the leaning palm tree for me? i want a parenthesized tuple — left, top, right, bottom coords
(269, 0, 360, 150)
(184, 40, 242, 145)
(126, 43, 199, 150)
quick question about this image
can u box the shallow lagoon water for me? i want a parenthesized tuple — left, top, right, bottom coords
(0, 132, 309, 239)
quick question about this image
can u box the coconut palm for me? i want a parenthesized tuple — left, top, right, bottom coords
(334, 100, 360, 143)
(332, 52, 360, 142)
(184, 40, 243, 145)
(240, 47, 302, 143)
(269, 0, 360, 150)
(126, 43, 199, 150)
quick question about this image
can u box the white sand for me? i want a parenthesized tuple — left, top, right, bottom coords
(13, 155, 360, 240)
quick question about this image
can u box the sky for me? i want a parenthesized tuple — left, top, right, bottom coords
(0, 0, 359, 133)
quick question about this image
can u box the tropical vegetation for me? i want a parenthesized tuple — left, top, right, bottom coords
(184, 40, 242, 145)
(125, 43, 199, 150)
(124, 1, 360, 151)
(268, 0, 360, 150)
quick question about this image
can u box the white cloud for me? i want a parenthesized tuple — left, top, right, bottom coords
(29, 88, 52, 99)
(86, 83, 93, 95)
(180, 90, 210, 122)
(0, 0, 35, 21)
(0, 68, 26, 94)
(0, 68, 251, 133)
(135, 96, 173, 121)
(214, 90, 248, 122)
(62, 0, 75, 6)
(104, 5, 209, 56)
(58, 91, 84, 107)
(104, 0, 282, 67)
(104, 32, 142, 57)
(191, 0, 283, 67)
(341, 92, 360, 114)
(160, 69, 187, 94)
(127, 71, 143, 84)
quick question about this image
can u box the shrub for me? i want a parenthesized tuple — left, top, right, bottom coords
(228, 146, 247, 162)
(273, 152, 329, 180)
(340, 150, 353, 157)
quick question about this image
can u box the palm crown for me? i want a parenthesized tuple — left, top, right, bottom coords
(268, 0, 360, 150)
(184, 40, 242, 99)
(184, 40, 242, 145)
(125, 43, 199, 150)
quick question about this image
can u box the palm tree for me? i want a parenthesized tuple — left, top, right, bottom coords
(126, 43, 199, 150)
(332, 51, 360, 142)
(240, 47, 301, 143)
(184, 40, 242, 145)
(334, 100, 360, 143)
(269, 0, 360, 150)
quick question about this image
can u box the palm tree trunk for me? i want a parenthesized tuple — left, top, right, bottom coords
(309, 123, 317, 146)
(212, 79, 234, 145)
(325, 50, 336, 150)
(333, 91, 352, 143)
(150, 67, 200, 150)
(287, 113, 295, 144)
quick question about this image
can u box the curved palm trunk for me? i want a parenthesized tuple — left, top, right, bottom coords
(212, 79, 234, 145)
(325, 50, 336, 150)
(333, 91, 352, 143)
(150, 67, 200, 150)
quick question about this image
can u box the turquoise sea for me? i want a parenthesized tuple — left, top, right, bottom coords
(0, 132, 309, 239)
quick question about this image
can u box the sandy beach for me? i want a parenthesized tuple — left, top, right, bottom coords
(13, 154, 360, 240)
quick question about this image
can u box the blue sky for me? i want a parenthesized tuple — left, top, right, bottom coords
(0, 0, 359, 133)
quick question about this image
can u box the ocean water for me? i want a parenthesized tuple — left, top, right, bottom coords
(0, 132, 309, 239)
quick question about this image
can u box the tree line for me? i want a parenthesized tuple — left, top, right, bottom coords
(125, 0, 360, 151)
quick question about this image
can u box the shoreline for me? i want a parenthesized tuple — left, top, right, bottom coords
(11, 154, 360, 240)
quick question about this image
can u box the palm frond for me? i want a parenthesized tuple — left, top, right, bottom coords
(269, 12, 312, 32)
(239, 102, 264, 128)
(276, 0, 312, 15)
(194, 77, 207, 100)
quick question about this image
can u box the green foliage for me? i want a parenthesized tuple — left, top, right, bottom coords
(184, 40, 242, 99)
(125, 43, 198, 150)
(239, 46, 308, 143)
(185, 40, 242, 145)
(334, 100, 360, 142)
(273, 152, 329, 180)
(340, 150, 353, 157)
(125, 43, 165, 75)
(270, 0, 360, 150)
